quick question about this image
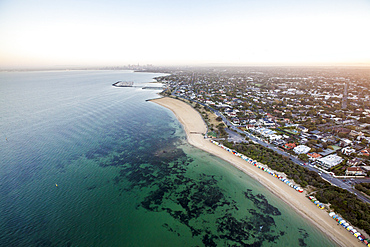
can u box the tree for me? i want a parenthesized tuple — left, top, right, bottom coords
(298, 153, 309, 161)
(338, 132, 347, 138)
(322, 142, 328, 149)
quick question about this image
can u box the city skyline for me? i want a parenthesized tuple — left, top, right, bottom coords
(0, 0, 369, 69)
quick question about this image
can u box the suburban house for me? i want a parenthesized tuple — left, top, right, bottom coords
(317, 154, 344, 170)
(360, 148, 370, 156)
(347, 158, 363, 167)
(345, 167, 365, 176)
(340, 138, 353, 147)
(297, 125, 309, 133)
(307, 152, 322, 161)
(342, 147, 356, 156)
(293, 145, 311, 155)
(283, 143, 296, 150)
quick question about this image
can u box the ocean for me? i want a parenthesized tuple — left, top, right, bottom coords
(0, 70, 336, 246)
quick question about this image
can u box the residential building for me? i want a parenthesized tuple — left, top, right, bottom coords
(340, 139, 352, 147)
(347, 158, 362, 166)
(293, 145, 311, 155)
(360, 148, 370, 156)
(317, 155, 344, 170)
(345, 167, 365, 176)
(283, 143, 296, 150)
(297, 125, 308, 133)
(307, 152, 322, 161)
(341, 147, 356, 156)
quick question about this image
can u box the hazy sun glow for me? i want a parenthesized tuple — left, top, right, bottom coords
(0, 0, 369, 68)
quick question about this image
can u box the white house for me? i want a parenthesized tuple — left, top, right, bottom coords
(317, 155, 343, 170)
(268, 134, 282, 141)
(293, 145, 311, 155)
(341, 147, 356, 156)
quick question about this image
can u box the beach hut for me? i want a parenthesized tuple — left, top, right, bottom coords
(346, 226, 353, 231)
(354, 232, 360, 238)
(329, 212, 335, 217)
(298, 188, 303, 193)
(336, 217, 343, 222)
(359, 235, 366, 241)
(342, 223, 349, 228)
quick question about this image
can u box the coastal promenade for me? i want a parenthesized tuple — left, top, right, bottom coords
(152, 96, 363, 247)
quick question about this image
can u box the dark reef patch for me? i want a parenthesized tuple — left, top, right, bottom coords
(244, 191, 281, 216)
(85, 127, 306, 246)
(92, 141, 287, 246)
(298, 228, 309, 246)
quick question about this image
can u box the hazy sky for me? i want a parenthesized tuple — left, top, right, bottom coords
(0, 0, 369, 68)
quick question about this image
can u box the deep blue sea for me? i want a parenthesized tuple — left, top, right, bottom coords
(0, 70, 336, 246)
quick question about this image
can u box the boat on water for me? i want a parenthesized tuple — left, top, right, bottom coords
(112, 81, 134, 87)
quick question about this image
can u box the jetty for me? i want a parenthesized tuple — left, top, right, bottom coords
(112, 81, 134, 87)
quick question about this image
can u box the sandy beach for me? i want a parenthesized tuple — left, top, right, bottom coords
(152, 96, 363, 247)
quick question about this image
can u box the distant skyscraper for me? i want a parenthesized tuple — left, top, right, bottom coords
(342, 82, 348, 109)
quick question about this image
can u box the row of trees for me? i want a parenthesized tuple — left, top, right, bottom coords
(355, 183, 370, 197)
(222, 140, 370, 236)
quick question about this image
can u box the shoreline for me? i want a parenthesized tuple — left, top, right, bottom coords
(152, 96, 363, 247)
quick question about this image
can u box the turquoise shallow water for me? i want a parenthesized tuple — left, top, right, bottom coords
(0, 70, 336, 246)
